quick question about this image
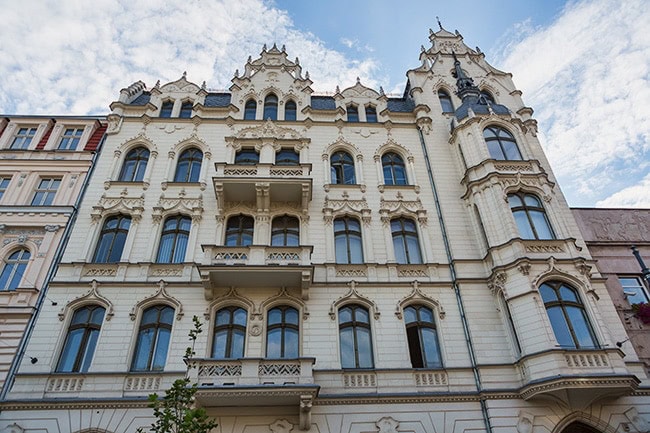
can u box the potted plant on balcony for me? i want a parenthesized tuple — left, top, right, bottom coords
(137, 316, 218, 433)
(632, 302, 650, 325)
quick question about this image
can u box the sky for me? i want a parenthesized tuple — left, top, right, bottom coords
(0, 0, 648, 208)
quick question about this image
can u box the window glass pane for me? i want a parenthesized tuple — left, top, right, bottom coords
(559, 285, 578, 302)
(90, 307, 106, 324)
(406, 236, 422, 264)
(132, 329, 154, 370)
(285, 307, 299, 325)
(263, 95, 278, 120)
(508, 195, 522, 207)
(356, 328, 373, 368)
(530, 211, 554, 239)
(503, 142, 522, 160)
(419, 307, 434, 323)
(284, 329, 299, 358)
(349, 236, 364, 263)
(233, 308, 247, 326)
(404, 307, 417, 324)
(365, 106, 377, 122)
(513, 211, 535, 239)
(566, 306, 597, 348)
(339, 327, 354, 368)
(393, 237, 407, 264)
(80, 329, 100, 372)
(394, 166, 407, 185)
(58, 329, 84, 372)
(524, 195, 541, 207)
(285, 101, 297, 121)
(72, 308, 90, 324)
(421, 327, 442, 368)
(343, 165, 356, 184)
(547, 307, 575, 348)
(338, 307, 352, 324)
(335, 235, 350, 264)
(160, 306, 175, 324)
(355, 307, 369, 323)
(231, 330, 245, 357)
(267, 328, 281, 358)
(151, 328, 171, 370)
(539, 284, 557, 302)
(244, 100, 256, 119)
(487, 141, 505, 159)
(216, 309, 231, 326)
(347, 106, 358, 122)
(268, 308, 282, 325)
(212, 330, 227, 358)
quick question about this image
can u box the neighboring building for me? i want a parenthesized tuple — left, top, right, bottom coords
(1, 28, 649, 433)
(573, 208, 650, 369)
(0, 116, 106, 391)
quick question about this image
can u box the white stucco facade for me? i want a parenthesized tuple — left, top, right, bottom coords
(0, 28, 648, 433)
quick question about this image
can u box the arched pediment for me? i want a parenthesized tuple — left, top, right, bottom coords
(130, 280, 183, 321)
(158, 73, 201, 94)
(395, 281, 445, 320)
(259, 287, 309, 320)
(172, 133, 209, 154)
(329, 281, 379, 320)
(322, 195, 371, 226)
(116, 132, 157, 155)
(204, 287, 256, 320)
(90, 193, 145, 223)
(374, 138, 413, 161)
(379, 196, 427, 226)
(341, 78, 380, 99)
(59, 280, 114, 321)
(499, 173, 554, 203)
(323, 137, 361, 158)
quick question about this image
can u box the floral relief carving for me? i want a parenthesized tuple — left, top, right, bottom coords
(90, 193, 145, 223)
(322, 194, 371, 225)
(151, 192, 204, 223)
(379, 196, 427, 226)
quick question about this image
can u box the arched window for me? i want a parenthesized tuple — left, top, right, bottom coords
(160, 101, 173, 118)
(404, 305, 442, 368)
(179, 101, 193, 118)
(483, 126, 522, 161)
(391, 218, 422, 264)
(118, 147, 149, 182)
(480, 90, 495, 104)
(365, 106, 377, 123)
(0, 249, 30, 291)
(330, 151, 356, 184)
(225, 215, 254, 246)
(212, 306, 247, 359)
(57, 305, 105, 372)
(284, 100, 297, 121)
(271, 215, 300, 246)
(132, 305, 174, 371)
(382, 152, 408, 185)
(93, 215, 131, 263)
(508, 192, 555, 240)
(244, 99, 257, 120)
(174, 148, 203, 182)
(156, 215, 191, 263)
(266, 306, 299, 358)
(346, 105, 359, 122)
(275, 149, 299, 166)
(438, 90, 454, 113)
(263, 94, 278, 120)
(339, 304, 373, 368)
(334, 217, 363, 264)
(234, 149, 259, 165)
(539, 281, 598, 349)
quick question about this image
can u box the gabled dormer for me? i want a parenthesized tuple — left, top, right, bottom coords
(230, 44, 313, 121)
(334, 78, 388, 123)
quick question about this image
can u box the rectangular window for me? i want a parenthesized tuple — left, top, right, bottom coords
(619, 276, 649, 305)
(31, 178, 61, 206)
(10, 127, 37, 149)
(58, 128, 84, 150)
(0, 177, 10, 200)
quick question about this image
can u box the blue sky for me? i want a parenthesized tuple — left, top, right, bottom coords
(0, 0, 648, 208)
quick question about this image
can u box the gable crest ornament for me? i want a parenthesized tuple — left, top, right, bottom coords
(91, 193, 145, 223)
(130, 280, 183, 321)
(152, 192, 204, 223)
(59, 279, 114, 322)
(379, 197, 427, 226)
(395, 281, 445, 320)
(329, 280, 380, 320)
(322, 195, 371, 225)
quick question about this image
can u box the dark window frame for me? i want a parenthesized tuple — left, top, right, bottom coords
(330, 150, 356, 185)
(212, 306, 247, 359)
(508, 192, 555, 240)
(56, 305, 105, 372)
(271, 215, 300, 246)
(381, 152, 408, 186)
(338, 304, 374, 368)
(391, 217, 422, 264)
(118, 147, 150, 182)
(404, 305, 442, 368)
(92, 215, 131, 263)
(225, 214, 254, 246)
(131, 305, 174, 371)
(333, 216, 363, 264)
(174, 148, 203, 182)
(266, 305, 300, 358)
(483, 125, 522, 161)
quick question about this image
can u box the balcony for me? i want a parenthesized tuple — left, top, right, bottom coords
(197, 245, 313, 299)
(518, 349, 639, 408)
(191, 357, 318, 430)
(213, 163, 312, 214)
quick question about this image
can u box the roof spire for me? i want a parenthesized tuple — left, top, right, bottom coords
(452, 51, 479, 100)
(436, 16, 443, 30)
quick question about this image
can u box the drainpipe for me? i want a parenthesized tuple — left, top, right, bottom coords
(417, 126, 493, 433)
(0, 132, 107, 401)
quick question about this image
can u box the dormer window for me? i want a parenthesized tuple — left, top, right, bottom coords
(346, 105, 359, 122)
(179, 101, 193, 118)
(365, 106, 377, 123)
(263, 94, 278, 120)
(160, 101, 173, 118)
(244, 99, 257, 120)
(480, 90, 495, 104)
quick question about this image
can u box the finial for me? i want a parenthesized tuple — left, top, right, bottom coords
(281, 44, 286, 52)
(476, 46, 482, 54)
(182, 71, 187, 79)
(262, 43, 267, 51)
(429, 28, 434, 36)
(247, 55, 252, 63)
(201, 81, 207, 90)
(272, 42, 277, 50)
(154, 80, 160, 89)
(356, 76, 361, 84)
(335, 85, 341, 94)
(234, 69, 239, 78)
(295, 57, 299, 65)
(421, 45, 426, 53)
(305, 71, 310, 79)
(380, 86, 385, 96)
(455, 29, 461, 36)
(436, 16, 442, 30)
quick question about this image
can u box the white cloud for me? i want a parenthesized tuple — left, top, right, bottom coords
(494, 0, 650, 207)
(596, 173, 650, 208)
(0, 0, 381, 114)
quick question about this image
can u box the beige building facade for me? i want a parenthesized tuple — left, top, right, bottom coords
(0, 28, 648, 433)
(0, 115, 106, 391)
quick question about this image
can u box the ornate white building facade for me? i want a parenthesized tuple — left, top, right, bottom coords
(0, 27, 648, 433)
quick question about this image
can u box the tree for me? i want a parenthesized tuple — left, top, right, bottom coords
(138, 315, 218, 433)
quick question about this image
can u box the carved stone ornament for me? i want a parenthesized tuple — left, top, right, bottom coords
(376, 417, 399, 433)
(91, 193, 145, 223)
(130, 280, 183, 321)
(379, 197, 427, 226)
(159, 74, 201, 93)
(231, 119, 307, 144)
(516, 411, 534, 433)
(374, 138, 412, 162)
(259, 287, 309, 320)
(152, 193, 204, 223)
(270, 419, 294, 433)
(499, 172, 553, 203)
(329, 280, 380, 320)
(2, 423, 25, 433)
(322, 195, 371, 226)
(172, 132, 208, 153)
(624, 407, 650, 432)
(488, 271, 507, 295)
(59, 280, 114, 322)
(204, 287, 256, 320)
(395, 280, 445, 320)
